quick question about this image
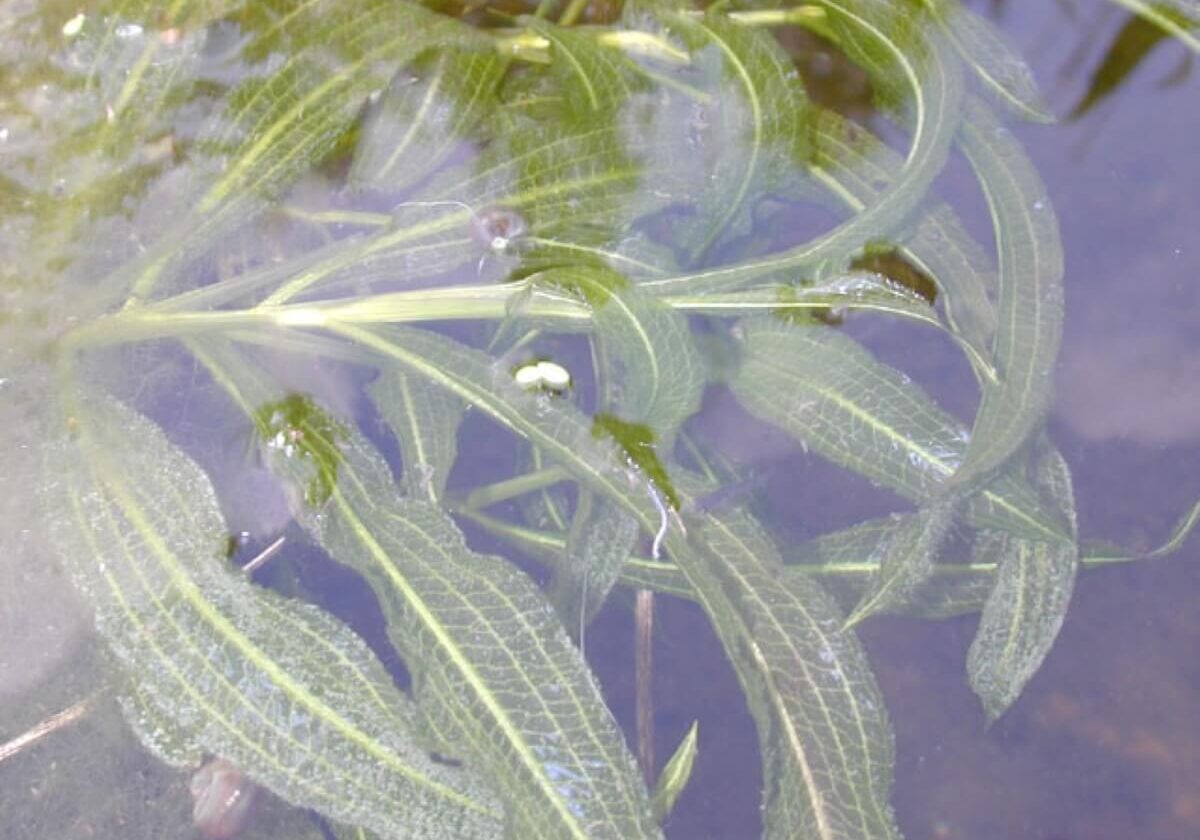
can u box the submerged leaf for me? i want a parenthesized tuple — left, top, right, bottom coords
(262, 423, 660, 840)
(543, 264, 704, 445)
(351, 45, 506, 194)
(684, 503, 901, 839)
(729, 318, 1068, 543)
(804, 109, 998, 367)
(842, 499, 957, 627)
(43, 392, 502, 839)
(369, 371, 464, 504)
(640, 0, 965, 295)
(126, 0, 484, 303)
(917, 0, 1054, 121)
(650, 722, 699, 823)
(967, 443, 1079, 720)
(788, 517, 999, 619)
(949, 97, 1064, 489)
(1104, 0, 1200, 55)
(966, 531, 1077, 721)
(550, 491, 641, 637)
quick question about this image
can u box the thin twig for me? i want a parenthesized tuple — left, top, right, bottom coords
(241, 535, 286, 575)
(0, 694, 98, 765)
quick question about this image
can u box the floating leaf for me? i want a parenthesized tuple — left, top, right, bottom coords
(43, 392, 502, 839)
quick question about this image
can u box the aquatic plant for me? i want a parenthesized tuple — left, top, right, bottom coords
(2, 0, 1198, 837)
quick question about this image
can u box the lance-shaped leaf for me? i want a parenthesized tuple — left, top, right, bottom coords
(547, 264, 703, 444)
(549, 490, 641, 637)
(684, 504, 901, 840)
(842, 499, 957, 627)
(651, 722, 699, 823)
(803, 108, 997, 367)
(125, 0, 483, 304)
(461, 509, 695, 601)
(916, 0, 1054, 122)
(1104, 0, 1200, 54)
(787, 518, 1000, 620)
(319, 322, 905, 837)
(351, 45, 506, 194)
(262, 420, 661, 840)
(1070, 10, 1176, 119)
(630, 8, 813, 265)
(729, 318, 1068, 543)
(369, 371, 464, 504)
(967, 443, 1079, 721)
(42, 393, 502, 839)
(640, 0, 963, 295)
(949, 97, 1064, 488)
(263, 40, 653, 306)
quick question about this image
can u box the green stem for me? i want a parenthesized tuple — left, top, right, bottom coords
(558, 0, 590, 27)
(457, 467, 571, 510)
(461, 509, 1194, 605)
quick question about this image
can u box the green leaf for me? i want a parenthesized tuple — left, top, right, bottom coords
(966, 531, 1076, 721)
(842, 499, 957, 628)
(917, 0, 1055, 122)
(460, 510, 695, 601)
(967, 442, 1079, 721)
(789, 518, 1001, 620)
(369, 371, 465, 504)
(1104, 0, 1200, 54)
(1070, 5, 1193, 118)
(684, 505, 901, 840)
(43, 392, 503, 839)
(801, 108, 998, 369)
(632, 9, 813, 265)
(126, 0, 484, 303)
(1082, 498, 1200, 564)
(639, 0, 965, 295)
(650, 721, 698, 823)
(265, 425, 661, 840)
(949, 97, 1064, 489)
(554, 265, 704, 444)
(549, 491, 641, 638)
(351, 45, 507, 194)
(729, 318, 1068, 543)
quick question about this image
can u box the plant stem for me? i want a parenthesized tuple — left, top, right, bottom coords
(0, 694, 99, 765)
(457, 466, 571, 510)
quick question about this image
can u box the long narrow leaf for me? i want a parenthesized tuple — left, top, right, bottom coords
(43, 392, 502, 839)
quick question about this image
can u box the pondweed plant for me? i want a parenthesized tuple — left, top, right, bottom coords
(3, 0, 1199, 837)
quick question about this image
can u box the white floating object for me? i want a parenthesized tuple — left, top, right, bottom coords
(513, 359, 571, 393)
